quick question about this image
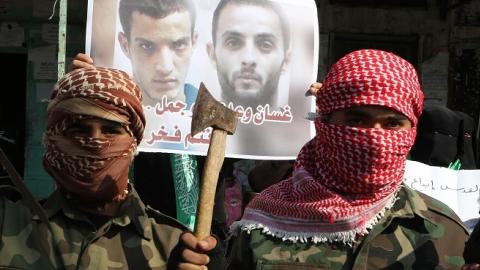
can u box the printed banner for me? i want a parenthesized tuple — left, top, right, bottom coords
(85, 0, 318, 159)
(404, 160, 480, 223)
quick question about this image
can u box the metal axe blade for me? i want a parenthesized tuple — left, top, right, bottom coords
(191, 82, 237, 136)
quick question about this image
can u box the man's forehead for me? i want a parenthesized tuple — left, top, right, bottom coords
(130, 10, 192, 31)
(129, 12, 192, 43)
(216, 4, 283, 37)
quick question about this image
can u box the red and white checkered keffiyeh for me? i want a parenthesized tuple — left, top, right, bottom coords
(43, 67, 146, 205)
(234, 49, 424, 244)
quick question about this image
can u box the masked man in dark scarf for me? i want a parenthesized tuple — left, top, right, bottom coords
(0, 67, 219, 269)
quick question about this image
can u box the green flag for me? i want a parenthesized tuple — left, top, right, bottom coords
(170, 154, 200, 230)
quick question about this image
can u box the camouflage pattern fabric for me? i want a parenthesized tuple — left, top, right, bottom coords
(0, 185, 186, 269)
(226, 185, 468, 270)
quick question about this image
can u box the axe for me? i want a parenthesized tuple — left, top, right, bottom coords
(191, 82, 238, 239)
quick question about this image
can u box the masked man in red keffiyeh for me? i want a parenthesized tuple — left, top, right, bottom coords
(221, 49, 469, 269)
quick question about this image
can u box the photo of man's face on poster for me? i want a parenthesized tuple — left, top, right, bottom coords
(207, 0, 291, 110)
(86, 0, 318, 159)
(116, 0, 198, 108)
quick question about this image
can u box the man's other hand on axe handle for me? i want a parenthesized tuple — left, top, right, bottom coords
(170, 82, 237, 270)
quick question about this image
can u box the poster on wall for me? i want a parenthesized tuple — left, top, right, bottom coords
(85, 0, 319, 159)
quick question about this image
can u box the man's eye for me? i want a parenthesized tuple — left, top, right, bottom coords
(224, 37, 242, 50)
(64, 127, 84, 136)
(256, 39, 275, 53)
(346, 118, 365, 126)
(385, 121, 403, 129)
(103, 127, 125, 135)
(172, 40, 188, 51)
(139, 42, 154, 52)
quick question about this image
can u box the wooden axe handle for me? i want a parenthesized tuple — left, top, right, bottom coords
(194, 128, 227, 240)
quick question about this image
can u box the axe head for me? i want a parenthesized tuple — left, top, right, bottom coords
(191, 82, 238, 136)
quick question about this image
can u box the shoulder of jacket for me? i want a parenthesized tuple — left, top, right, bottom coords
(405, 186, 468, 233)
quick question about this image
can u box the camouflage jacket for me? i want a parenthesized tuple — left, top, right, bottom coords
(226, 185, 469, 270)
(0, 185, 186, 270)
